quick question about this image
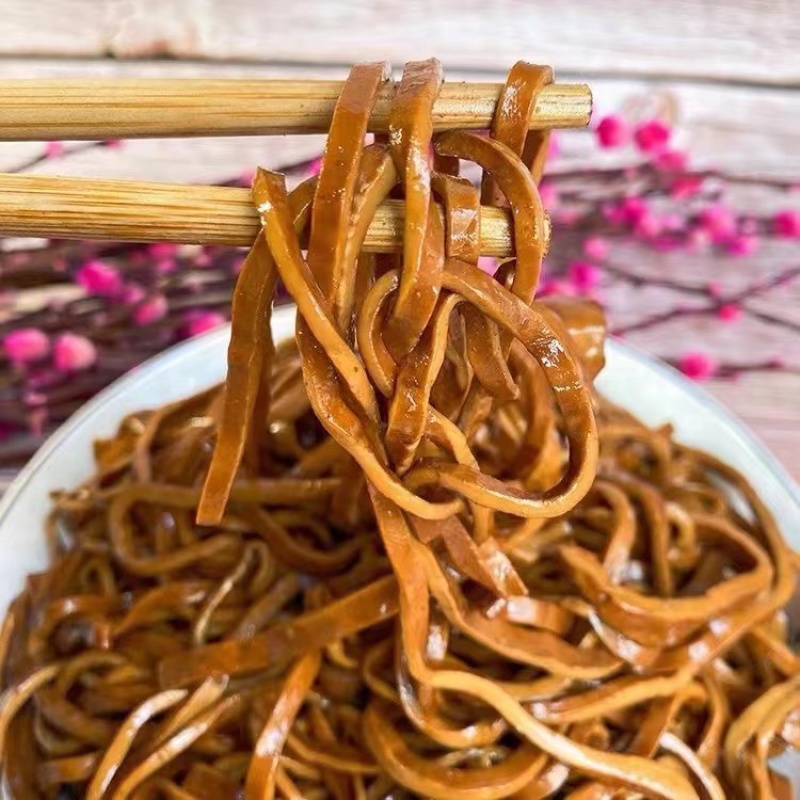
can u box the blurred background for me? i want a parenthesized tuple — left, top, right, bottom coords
(0, 0, 797, 486)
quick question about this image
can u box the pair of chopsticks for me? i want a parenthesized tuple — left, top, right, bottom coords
(0, 78, 592, 255)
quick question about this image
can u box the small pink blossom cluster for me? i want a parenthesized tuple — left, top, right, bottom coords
(539, 235, 608, 300)
(601, 189, 764, 256)
(774, 210, 800, 238)
(3, 328, 97, 372)
(533, 113, 800, 381)
(538, 261, 602, 300)
(181, 310, 227, 338)
(596, 116, 672, 155)
(678, 351, 717, 381)
(591, 115, 800, 260)
(75, 257, 172, 326)
(2, 237, 232, 384)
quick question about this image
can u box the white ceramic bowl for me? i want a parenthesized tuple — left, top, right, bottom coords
(0, 304, 797, 788)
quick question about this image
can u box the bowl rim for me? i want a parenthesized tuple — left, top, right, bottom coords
(0, 305, 797, 526)
(603, 336, 800, 506)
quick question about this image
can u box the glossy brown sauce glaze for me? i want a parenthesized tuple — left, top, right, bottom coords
(0, 61, 798, 800)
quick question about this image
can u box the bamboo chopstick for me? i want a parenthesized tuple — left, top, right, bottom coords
(0, 79, 591, 140)
(0, 174, 540, 256)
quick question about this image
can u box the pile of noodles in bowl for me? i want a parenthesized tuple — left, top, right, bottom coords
(0, 60, 797, 800)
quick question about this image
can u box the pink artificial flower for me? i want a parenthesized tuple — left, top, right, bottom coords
(3, 328, 50, 366)
(602, 202, 627, 226)
(133, 294, 168, 326)
(583, 236, 609, 260)
(53, 258, 67, 272)
(155, 258, 177, 275)
(706, 281, 724, 298)
(595, 115, 630, 149)
(696, 204, 737, 244)
(679, 351, 717, 381)
(538, 182, 558, 208)
(185, 311, 226, 337)
(653, 148, 688, 172)
(567, 262, 601, 294)
(44, 141, 65, 159)
(670, 176, 704, 199)
(633, 119, 671, 154)
(773, 209, 800, 238)
(718, 304, 742, 323)
(148, 243, 179, 259)
(634, 208, 662, 239)
(102, 139, 124, 150)
(547, 134, 560, 159)
(121, 283, 146, 305)
(76, 259, 123, 298)
(53, 333, 97, 372)
(619, 196, 647, 226)
(726, 233, 759, 257)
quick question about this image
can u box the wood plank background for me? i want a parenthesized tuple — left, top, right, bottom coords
(3, 1, 799, 85)
(0, 0, 798, 482)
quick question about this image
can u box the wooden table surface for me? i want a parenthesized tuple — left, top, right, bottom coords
(0, 0, 798, 482)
